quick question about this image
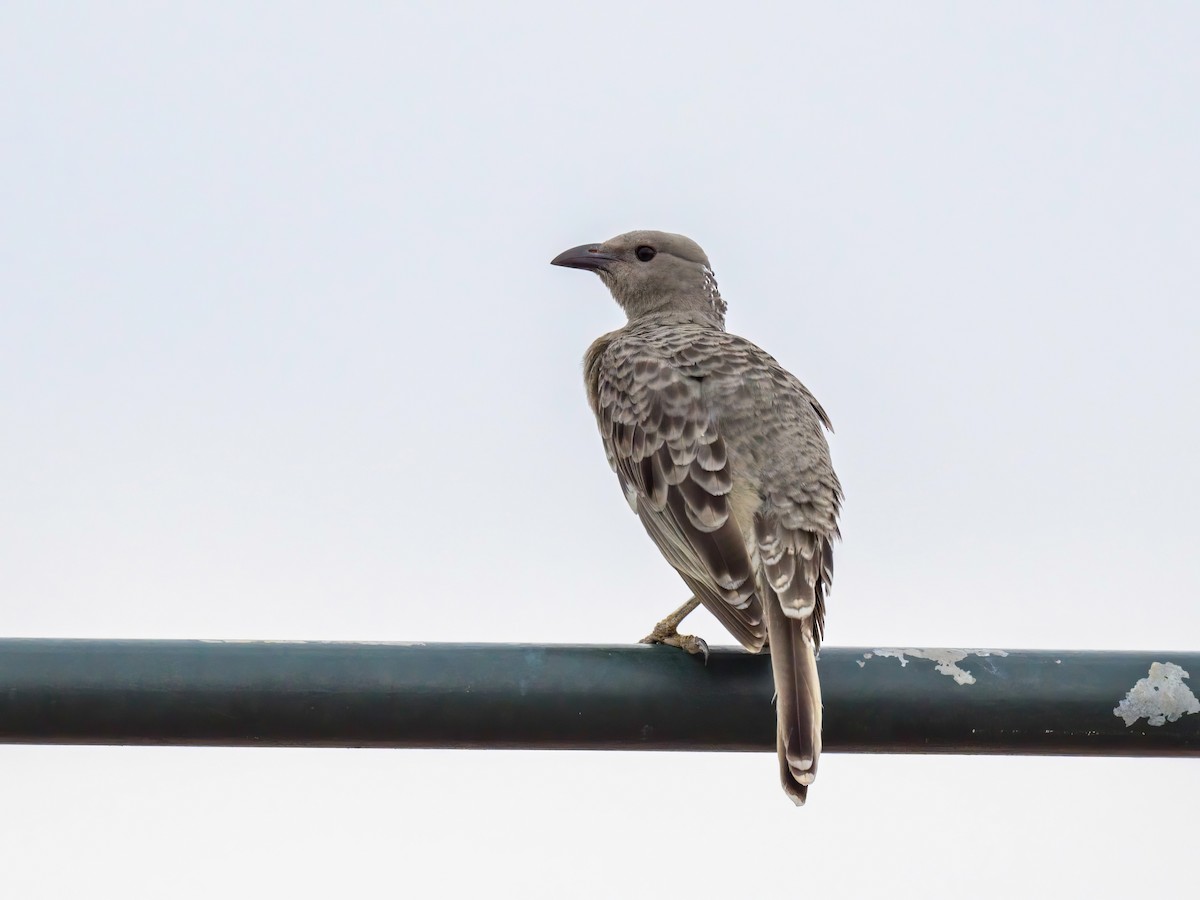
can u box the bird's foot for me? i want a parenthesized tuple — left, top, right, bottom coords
(639, 622, 709, 662)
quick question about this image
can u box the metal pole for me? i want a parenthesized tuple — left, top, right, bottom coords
(0, 639, 1197, 755)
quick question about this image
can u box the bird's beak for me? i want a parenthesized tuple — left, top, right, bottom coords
(550, 243, 618, 271)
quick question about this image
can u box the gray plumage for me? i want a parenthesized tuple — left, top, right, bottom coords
(552, 230, 842, 806)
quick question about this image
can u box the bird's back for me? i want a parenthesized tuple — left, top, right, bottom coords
(588, 316, 840, 541)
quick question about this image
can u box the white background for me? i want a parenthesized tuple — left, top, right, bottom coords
(2, 3, 1198, 896)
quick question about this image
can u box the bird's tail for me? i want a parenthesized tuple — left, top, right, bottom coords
(765, 597, 822, 806)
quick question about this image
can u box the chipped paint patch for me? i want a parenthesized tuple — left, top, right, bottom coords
(1114, 662, 1200, 727)
(864, 648, 1010, 685)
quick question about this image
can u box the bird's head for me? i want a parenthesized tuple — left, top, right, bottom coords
(551, 230, 726, 326)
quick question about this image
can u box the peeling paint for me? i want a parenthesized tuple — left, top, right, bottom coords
(1114, 662, 1200, 727)
(863, 648, 1010, 685)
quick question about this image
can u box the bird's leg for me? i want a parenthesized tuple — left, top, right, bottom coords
(639, 595, 708, 660)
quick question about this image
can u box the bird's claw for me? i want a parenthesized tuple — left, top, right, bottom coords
(639, 625, 709, 663)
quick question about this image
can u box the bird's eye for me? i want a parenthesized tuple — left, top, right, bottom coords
(635, 246, 657, 262)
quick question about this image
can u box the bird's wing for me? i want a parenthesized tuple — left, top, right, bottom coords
(747, 346, 842, 649)
(755, 517, 835, 649)
(594, 343, 766, 651)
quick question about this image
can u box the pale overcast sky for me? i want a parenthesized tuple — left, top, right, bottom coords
(2, 3, 1198, 897)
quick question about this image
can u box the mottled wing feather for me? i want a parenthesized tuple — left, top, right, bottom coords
(754, 516, 835, 650)
(595, 350, 766, 652)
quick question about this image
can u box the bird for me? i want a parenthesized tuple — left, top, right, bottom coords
(551, 230, 842, 805)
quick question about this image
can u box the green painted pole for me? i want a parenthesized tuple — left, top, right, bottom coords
(0, 640, 1197, 755)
